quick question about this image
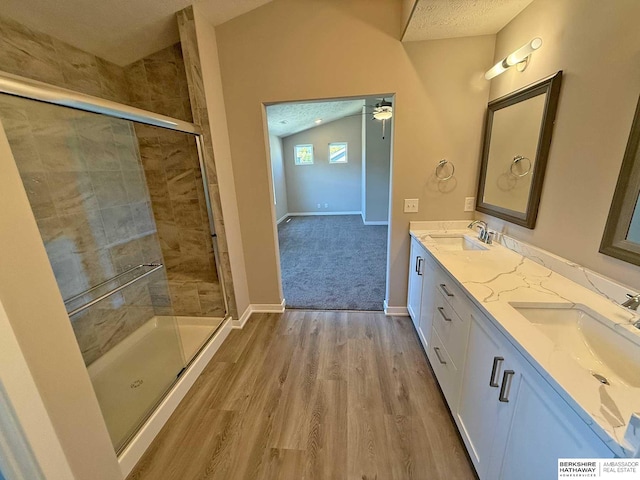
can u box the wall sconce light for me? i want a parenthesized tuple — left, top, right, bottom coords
(485, 38, 543, 80)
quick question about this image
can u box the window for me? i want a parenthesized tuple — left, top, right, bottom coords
(329, 142, 348, 163)
(294, 144, 314, 165)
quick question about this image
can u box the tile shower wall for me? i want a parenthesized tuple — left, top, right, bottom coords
(0, 15, 225, 322)
(0, 95, 171, 365)
(125, 45, 224, 317)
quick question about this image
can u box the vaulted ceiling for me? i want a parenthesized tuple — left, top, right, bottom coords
(0, 0, 273, 66)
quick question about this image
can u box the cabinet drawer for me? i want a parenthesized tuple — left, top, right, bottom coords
(428, 327, 457, 405)
(436, 267, 471, 321)
(433, 290, 470, 370)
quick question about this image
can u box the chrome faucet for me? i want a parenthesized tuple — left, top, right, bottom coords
(468, 220, 494, 244)
(622, 293, 640, 311)
(621, 294, 640, 329)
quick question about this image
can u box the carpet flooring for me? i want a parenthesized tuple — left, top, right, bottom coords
(277, 215, 387, 310)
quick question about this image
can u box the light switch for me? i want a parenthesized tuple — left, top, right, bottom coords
(404, 198, 419, 213)
(464, 197, 475, 212)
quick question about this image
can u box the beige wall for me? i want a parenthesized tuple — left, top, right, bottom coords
(269, 133, 289, 221)
(478, 0, 640, 289)
(283, 116, 363, 214)
(191, 5, 251, 315)
(364, 98, 392, 223)
(214, 0, 495, 307)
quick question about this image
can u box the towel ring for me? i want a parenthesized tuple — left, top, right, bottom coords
(435, 159, 455, 181)
(510, 155, 532, 177)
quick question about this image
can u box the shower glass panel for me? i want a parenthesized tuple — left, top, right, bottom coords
(0, 93, 226, 453)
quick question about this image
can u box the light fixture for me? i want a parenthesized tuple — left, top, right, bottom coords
(314, 118, 322, 124)
(372, 100, 393, 120)
(372, 99, 393, 139)
(485, 38, 543, 80)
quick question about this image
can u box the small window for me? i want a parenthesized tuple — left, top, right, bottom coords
(329, 142, 348, 163)
(294, 144, 314, 165)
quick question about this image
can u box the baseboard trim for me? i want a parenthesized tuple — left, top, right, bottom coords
(118, 317, 232, 477)
(384, 300, 409, 316)
(287, 211, 361, 217)
(276, 214, 289, 224)
(233, 305, 253, 329)
(363, 220, 389, 226)
(232, 299, 286, 328)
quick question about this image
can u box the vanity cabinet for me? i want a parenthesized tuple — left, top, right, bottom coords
(406, 238, 615, 480)
(407, 237, 427, 326)
(458, 310, 614, 480)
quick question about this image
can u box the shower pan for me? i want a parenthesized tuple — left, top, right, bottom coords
(0, 73, 228, 454)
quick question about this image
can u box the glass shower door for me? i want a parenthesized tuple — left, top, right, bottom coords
(0, 94, 186, 452)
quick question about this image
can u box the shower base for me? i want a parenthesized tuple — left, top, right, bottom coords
(88, 315, 224, 452)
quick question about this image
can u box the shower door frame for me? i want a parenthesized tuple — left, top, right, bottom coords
(0, 69, 230, 319)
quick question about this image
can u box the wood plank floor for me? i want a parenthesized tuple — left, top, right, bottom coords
(127, 311, 476, 480)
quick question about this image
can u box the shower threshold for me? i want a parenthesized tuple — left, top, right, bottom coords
(87, 315, 224, 452)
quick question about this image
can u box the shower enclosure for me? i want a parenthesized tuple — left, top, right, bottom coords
(0, 74, 228, 453)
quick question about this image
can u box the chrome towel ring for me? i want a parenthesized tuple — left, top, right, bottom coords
(435, 159, 455, 181)
(510, 155, 532, 177)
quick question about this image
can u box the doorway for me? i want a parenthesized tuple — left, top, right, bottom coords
(266, 96, 393, 311)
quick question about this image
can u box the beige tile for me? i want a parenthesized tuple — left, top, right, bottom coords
(132, 201, 156, 235)
(19, 171, 57, 218)
(90, 171, 129, 208)
(100, 205, 136, 244)
(47, 171, 99, 215)
(52, 38, 102, 97)
(167, 169, 198, 200)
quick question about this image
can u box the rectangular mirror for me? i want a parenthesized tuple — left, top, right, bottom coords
(476, 71, 563, 228)
(600, 94, 640, 266)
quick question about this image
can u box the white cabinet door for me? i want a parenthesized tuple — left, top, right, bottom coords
(456, 313, 520, 480)
(417, 254, 436, 349)
(488, 350, 614, 480)
(407, 237, 426, 326)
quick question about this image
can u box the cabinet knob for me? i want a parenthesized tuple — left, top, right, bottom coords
(437, 307, 452, 322)
(489, 356, 504, 387)
(499, 370, 515, 402)
(434, 347, 447, 365)
(439, 283, 454, 297)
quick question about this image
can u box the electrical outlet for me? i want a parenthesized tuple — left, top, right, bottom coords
(324, 203, 328, 208)
(464, 197, 475, 212)
(317, 203, 321, 209)
(404, 198, 419, 213)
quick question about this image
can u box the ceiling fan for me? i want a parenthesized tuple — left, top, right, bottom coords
(355, 98, 393, 139)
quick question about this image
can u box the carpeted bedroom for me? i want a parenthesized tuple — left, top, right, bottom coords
(277, 215, 387, 310)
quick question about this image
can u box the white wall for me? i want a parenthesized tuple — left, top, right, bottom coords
(363, 97, 392, 223)
(269, 134, 289, 221)
(477, 0, 640, 290)
(214, 0, 495, 306)
(282, 115, 363, 214)
(192, 5, 251, 315)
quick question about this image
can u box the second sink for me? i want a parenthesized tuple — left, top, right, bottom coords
(511, 303, 640, 388)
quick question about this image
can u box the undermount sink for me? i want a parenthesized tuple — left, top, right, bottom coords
(511, 303, 640, 388)
(428, 234, 488, 251)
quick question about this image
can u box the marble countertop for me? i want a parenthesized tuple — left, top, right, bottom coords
(409, 222, 640, 457)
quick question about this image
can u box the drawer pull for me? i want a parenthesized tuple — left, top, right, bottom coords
(415, 256, 420, 273)
(489, 356, 504, 387)
(499, 370, 515, 402)
(437, 306, 452, 322)
(417, 257, 424, 276)
(433, 347, 447, 365)
(439, 283, 454, 297)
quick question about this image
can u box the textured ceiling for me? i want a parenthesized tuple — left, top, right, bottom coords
(0, 0, 273, 66)
(403, 0, 534, 41)
(267, 99, 366, 138)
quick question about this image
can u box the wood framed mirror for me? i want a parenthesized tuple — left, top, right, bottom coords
(476, 71, 563, 228)
(600, 94, 640, 266)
